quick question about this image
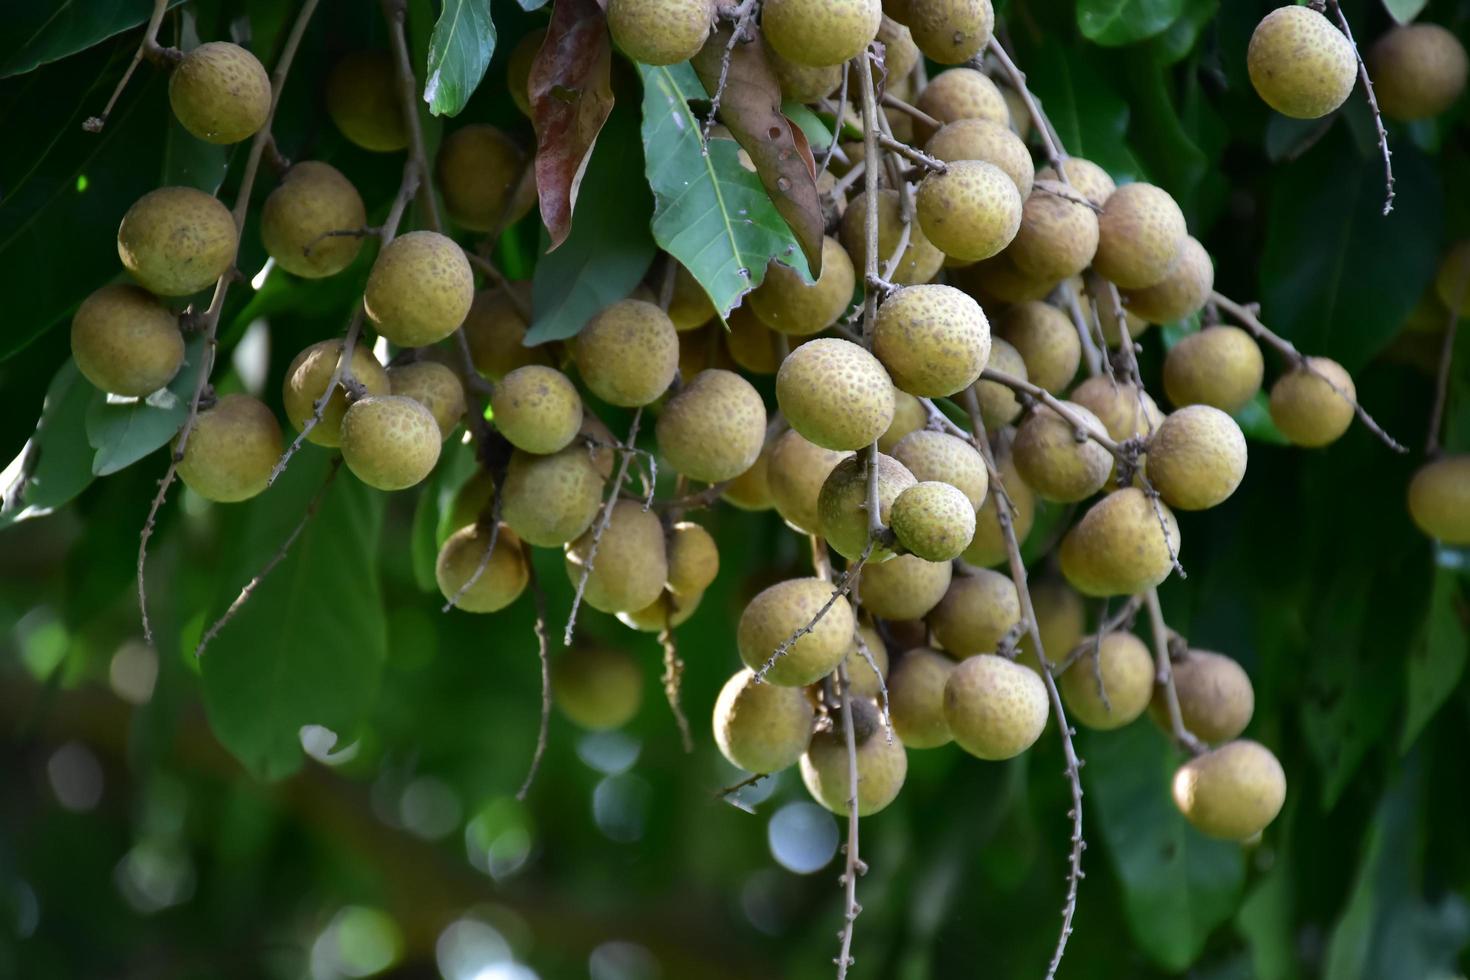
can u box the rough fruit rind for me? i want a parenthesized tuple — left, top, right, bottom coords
(70, 284, 185, 397)
(713, 669, 814, 773)
(800, 712, 908, 815)
(874, 284, 992, 397)
(656, 369, 768, 482)
(176, 394, 282, 503)
(436, 524, 529, 613)
(888, 649, 956, 748)
(261, 162, 368, 279)
(1268, 357, 1356, 448)
(943, 653, 1048, 760)
(282, 340, 391, 448)
(118, 187, 238, 297)
(574, 299, 680, 407)
(776, 338, 896, 451)
(339, 395, 443, 491)
(1059, 632, 1154, 730)
(364, 231, 475, 347)
(1172, 739, 1286, 840)
(1247, 5, 1357, 120)
(737, 577, 856, 687)
(1407, 455, 1470, 545)
(1059, 487, 1181, 597)
(762, 0, 882, 68)
(169, 42, 271, 145)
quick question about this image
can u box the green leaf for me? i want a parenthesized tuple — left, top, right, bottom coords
(1399, 569, 1468, 751)
(518, 0, 551, 8)
(1381, 0, 1429, 24)
(83, 336, 205, 476)
(1011, 42, 1140, 179)
(0, 359, 95, 530)
(1234, 391, 1288, 445)
(424, 0, 496, 117)
(1152, 0, 1219, 65)
(1077, 0, 1185, 47)
(0, 0, 185, 77)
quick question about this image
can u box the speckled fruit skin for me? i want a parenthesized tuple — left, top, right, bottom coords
(762, 0, 881, 68)
(738, 577, 856, 687)
(490, 366, 583, 455)
(656, 369, 768, 482)
(928, 569, 1021, 658)
(666, 521, 719, 595)
(777, 338, 897, 451)
(964, 455, 1034, 567)
(891, 430, 988, 507)
(1247, 5, 1356, 120)
(282, 340, 390, 447)
(1070, 376, 1163, 442)
(1268, 356, 1356, 447)
(552, 647, 644, 731)
(906, 0, 992, 64)
(169, 42, 270, 144)
(1012, 402, 1114, 503)
(1163, 325, 1264, 414)
(892, 481, 975, 561)
(326, 51, 407, 152)
(435, 524, 529, 613)
(1017, 579, 1084, 669)
(874, 284, 991, 397)
(724, 306, 782, 374)
(176, 394, 282, 503)
(339, 395, 442, 491)
(817, 452, 915, 561)
(1006, 182, 1100, 282)
(388, 361, 465, 440)
(1408, 455, 1470, 545)
(714, 669, 815, 773)
(1094, 182, 1187, 290)
(1145, 405, 1247, 511)
(608, 0, 714, 65)
(973, 338, 1027, 429)
(801, 716, 909, 815)
(118, 187, 237, 297)
(575, 299, 680, 407)
(498, 444, 606, 544)
(888, 649, 956, 748)
(723, 442, 775, 512)
(1370, 24, 1468, 121)
(1121, 236, 1214, 324)
(749, 238, 855, 336)
(878, 391, 928, 452)
(70, 284, 184, 396)
(1059, 487, 1181, 597)
(462, 285, 552, 380)
(564, 500, 669, 614)
(768, 429, 846, 534)
(1036, 158, 1116, 207)
(916, 160, 1021, 263)
(926, 119, 1033, 197)
(996, 301, 1080, 394)
(364, 231, 475, 347)
(914, 68, 1008, 143)
(1154, 650, 1255, 744)
(944, 653, 1049, 760)
(261, 162, 367, 279)
(858, 553, 953, 620)
(1435, 241, 1470, 316)
(841, 189, 945, 286)
(1059, 632, 1154, 730)
(436, 124, 531, 232)
(1172, 740, 1286, 840)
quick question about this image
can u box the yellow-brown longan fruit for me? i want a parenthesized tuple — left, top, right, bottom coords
(964, 453, 1033, 566)
(768, 429, 846, 533)
(1408, 455, 1470, 545)
(892, 481, 976, 561)
(714, 668, 815, 773)
(169, 42, 270, 145)
(1059, 632, 1154, 730)
(749, 238, 855, 336)
(1070, 376, 1164, 442)
(491, 365, 584, 455)
(70, 284, 184, 396)
(436, 524, 530, 613)
(723, 441, 775, 512)
(657, 368, 768, 482)
(462, 285, 553, 380)
(282, 340, 391, 447)
(818, 451, 915, 561)
(118, 187, 237, 297)
(500, 445, 606, 546)
(878, 391, 928, 453)
(552, 646, 643, 731)
(928, 569, 1021, 658)
(387, 361, 466, 440)
(340, 395, 442, 491)
(891, 429, 989, 507)
(944, 653, 1048, 760)
(364, 231, 474, 347)
(575, 299, 680, 407)
(607, 0, 714, 65)
(841, 189, 946, 286)
(906, 0, 992, 65)
(1093, 293, 1152, 349)
(953, 253, 1057, 305)
(1094, 182, 1187, 290)
(996, 302, 1081, 394)
(325, 51, 407, 152)
(860, 553, 953, 620)
(1435, 241, 1470, 316)
(618, 588, 704, 633)
(1012, 402, 1113, 503)
(1369, 24, 1468, 121)
(1155, 649, 1255, 744)
(841, 16, 918, 89)
(1120, 236, 1213, 325)
(844, 625, 889, 700)
(801, 701, 908, 816)
(972, 338, 1027, 430)
(261, 162, 367, 279)
(724, 306, 783, 374)
(1163, 326, 1265, 414)
(507, 29, 544, 117)
(1172, 739, 1286, 840)
(1145, 405, 1248, 511)
(874, 284, 992, 397)
(916, 160, 1022, 263)
(777, 338, 896, 451)
(447, 469, 496, 532)
(889, 648, 956, 748)
(1060, 487, 1181, 597)
(436, 124, 531, 232)
(1268, 356, 1356, 447)
(915, 68, 1008, 143)
(666, 521, 719, 595)
(1006, 182, 1100, 283)
(768, 47, 842, 103)
(565, 500, 669, 614)
(926, 119, 1033, 197)
(666, 263, 716, 331)
(176, 394, 282, 503)
(1037, 158, 1116, 207)
(1017, 578, 1084, 669)
(762, 0, 881, 69)
(1247, 5, 1356, 120)
(738, 577, 856, 687)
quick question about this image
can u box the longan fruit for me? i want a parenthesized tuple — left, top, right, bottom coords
(858, 552, 953, 620)
(1070, 376, 1163, 441)
(841, 189, 945, 286)
(738, 577, 856, 687)
(1172, 739, 1286, 840)
(387, 361, 466, 440)
(1369, 23, 1468, 121)
(1268, 356, 1356, 447)
(552, 646, 644, 731)
(1012, 402, 1113, 503)
(507, 29, 545, 117)
(446, 468, 496, 534)
(1407, 455, 1470, 545)
(953, 253, 1057, 306)
(1094, 182, 1187, 290)
(776, 338, 896, 451)
(944, 653, 1048, 760)
(1059, 487, 1181, 597)
(575, 299, 680, 407)
(723, 441, 775, 512)
(714, 668, 815, 773)
(891, 481, 976, 561)
(878, 390, 928, 453)
(565, 500, 669, 614)
(1006, 182, 1100, 282)
(1435, 241, 1470, 316)
(801, 698, 908, 815)
(618, 588, 703, 632)
(817, 451, 916, 561)
(874, 284, 991, 397)
(1036, 158, 1116, 207)
(844, 624, 890, 699)
(260, 162, 367, 279)
(768, 429, 847, 533)
(339, 395, 442, 491)
(462, 285, 552, 380)
(963, 453, 1034, 567)
(928, 569, 1021, 658)
(723, 306, 782, 374)
(70, 284, 184, 396)
(118, 187, 237, 297)
(491, 366, 584, 455)
(365, 231, 475, 347)
(843, 16, 919, 88)
(749, 238, 855, 336)
(1163, 326, 1264, 414)
(888, 648, 956, 748)
(1145, 406, 1247, 511)
(768, 47, 842, 104)
(925, 118, 1033, 198)
(905, 0, 992, 65)
(916, 160, 1022, 263)
(1017, 578, 1084, 670)
(1120, 236, 1213, 325)
(500, 445, 606, 546)
(282, 340, 391, 447)
(762, 0, 881, 69)
(326, 51, 407, 152)
(607, 0, 713, 65)
(914, 68, 1008, 143)
(666, 262, 716, 331)
(996, 301, 1080, 394)
(176, 394, 282, 503)
(1155, 649, 1255, 744)
(436, 124, 531, 232)
(435, 524, 529, 613)
(657, 368, 767, 482)
(891, 430, 988, 507)
(1247, 5, 1356, 120)
(169, 42, 270, 145)
(971, 341, 1026, 428)
(667, 521, 719, 596)
(1059, 632, 1154, 730)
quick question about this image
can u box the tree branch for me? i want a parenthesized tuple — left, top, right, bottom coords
(1326, 0, 1394, 215)
(834, 662, 865, 980)
(83, 0, 182, 133)
(1143, 588, 1206, 757)
(564, 408, 643, 645)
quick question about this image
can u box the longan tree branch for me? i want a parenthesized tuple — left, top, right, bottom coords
(834, 662, 865, 980)
(704, 0, 760, 142)
(980, 368, 1128, 458)
(987, 41, 1067, 174)
(564, 408, 644, 646)
(517, 558, 553, 800)
(879, 93, 940, 133)
(1143, 588, 1206, 757)
(715, 772, 769, 813)
(875, 133, 946, 173)
(816, 71, 850, 179)
(383, 0, 443, 232)
(1325, 0, 1394, 215)
(83, 0, 182, 133)
(1058, 281, 1108, 380)
(1056, 596, 1143, 673)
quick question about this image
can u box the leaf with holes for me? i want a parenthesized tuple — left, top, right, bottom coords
(424, 0, 496, 117)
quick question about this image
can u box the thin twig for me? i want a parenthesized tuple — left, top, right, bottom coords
(754, 542, 874, 683)
(716, 772, 769, 813)
(876, 133, 946, 173)
(1059, 281, 1107, 380)
(441, 496, 504, 613)
(834, 661, 864, 980)
(384, 0, 443, 231)
(851, 627, 892, 742)
(1327, 0, 1394, 215)
(83, 0, 180, 132)
(658, 618, 695, 752)
(816, 70, 850, 178)
(703, 0, 759, 143)
(1143, 588, 1206, 757)
(981, 368, 1127, 458)
(880, 93, 940, 132)
(564, 408, 643, 645)
(988, 42, 1066, 172)
(268, 307, 365, 486)
(517, 559, 553, 800)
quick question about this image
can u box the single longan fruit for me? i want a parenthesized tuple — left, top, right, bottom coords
(1369, 23, 1468, 121)
(1172, 739, 1286, 840)
(1163, 326, 1264, 414)
(618, 589, 703, 632)
(818, 451, 916, 561)
(714, 669, 815, 773)
(1145, 406, 1247, 511)
(891, 429, 988, 507)
(768, 429, 846, 533)
(723, 441, 775, 512)
(749, 238, 855, 336)
(436, 524, 529, 613)
(889, 648, 956, 748)
(261, 162, 367, 279)
(667, 263, 716, 331)
(1248, 5, 1356, 120)
(891, 481, 976, 561)
(996, 302, 1080, 394)
(859, 553, 953, 620)
(1017, 578, 1084, 670)
(777, 338, 896, 451)
(169, 42, 270, 144)
(1268, 357, 1356, 447)
(925, 118, 1033, 197)
(841, 189, 945, 286)
(1120, 236, 1213, 325)
(1155, 650, 1255, 744)
(339, 395, 442, 491)
(364, 231, 474, 347)
(388, 361, 466, 440)
(972, 340, 1027, 429)
(501, 445, 606, 546)
(507, 29, 544, 117)
(914, 68, 1008, 143)
(874, 284, 991, 397)
(1060, 487, 1181, 597)
(916, 161, 1022, 263)
(878, 390, 928, 453)
(928, 569, 1020, 658)
(944, 653, 1048, 760)
(1006, 182, 1100, 282)
(801, 699, 908, 815)
(118, 187, 237, 297)
(565, 500, 669, 614)
(657, 368, 768, 481)
(667, 521, 719, 595)
(282, 340, 391, 447)
(724, 306, 782, 374)
(1012, 402, 1113, 503)
(1070, 376, 1163, 442)
(953, 253, 1057, 305)
(447, 469, 496, 533)
(1037, 158, 1116, 207)
(1001, 85, 1030, 140)
(844, 625, 890, 700)
(738, 577, 856, 687)
(575, 299, 680, 407)
(964, 453, 1034, 567)
(1408, 455, 1470, 545)
(1434, 241, 1470, 316)
(762, 0, 881, 68)
(176, 394, 282, 503)
(768, 47, 842, 104)
(436, 124, 531, 232)
(1059, 632, 1154, 730)
(608, 0, 713, 65)
(462, 285, 553, 380)
(71, 284, 184, 396)
(1094, 182, 1187, 290)
(326, 51, 407, 152)
(906, 0, 992, 65)
(491, 365, 584, 455)
(552, 646, 643, 731)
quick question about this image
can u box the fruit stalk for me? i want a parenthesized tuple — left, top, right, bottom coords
(517, 559, 553, 800)
(1324, 0, 1394, 215)
(1143, 588, 1206, 756)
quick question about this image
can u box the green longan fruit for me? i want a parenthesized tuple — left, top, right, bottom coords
(282, 340, 391, 447)
(261, 162, 367, 279)
(1145, 405, 1247, 511)
(70, 284, 184, 396)
(996, 302, 1080, 394)
(169, 42, 270, 145)
(1120, 236, 1213, 325)
(723, 306, 782, 374)
(507, 29, 544, 117)
(906, 0, 992, 65)
(858, 552, 953, 620)
(1268, 356, 1356, 447)
(491, 365, 584, 455)
(768, 47, 842, 104)
(1408, 455, 1470, 545)
(1154, 649, 1255, 744)
(925, 119, 1033, 197)
(844, 624, 889, 699)
(462, 285, 553, 380)
(915, 161, 1022, 263)
(874, 284, 992, 397)
(1172, 739, 1286, 840)
(1017, 578, 1084, 669)
(1059, 487, 1181, 597)
(618, 589, 703, 632)
(176, 394, 282, 503)
(1163, 326, 1264, 414)
(565, 500, 669, 614)
(888, 648, 956, 748)
(878, 390, 928, 453)
(841, 189, 945, 286)
(666, 521, 719, 596)
(762, 0, 881, 68)
(501, 445, 607, 546)
(118, 186, 237, 297)
(963, 453, 1034, 567)
(552, 646, 643, 731)
(575, 299, 680, 407)
(801, 699, 908, 815)
(325, 51, 407, 152)
(714, 669, 815, 773)
(891, 430, 988, 507)
(339, 395, 442, 491)
(1435, 240, 1470, 316)
(1247, 5, 1356, 120)
(891, 481, 976, 561)
(914, 68, 1008, 143)
(1059, 632, 1153, 730)
(1036, 158, 1115, 207)
(749, 238, 855, 336)
(436, 524, 530, 613)
(387, 361, 466, 440)
(1094, 182, 1187, 290)
(1369, 23, 1468, 121)
(723, 442, 775, 511)
(817, 452, 916, 561)
(667, 263, 716, 331)
(1012, 402, 1113, 503)
(436, 124, 531, 232)
(657, 368, 768, 481)
(1006, 182, 1100, 283)
(776, 338, 896, 451)
(738, 577, 856, 687)
(943, 653, 1048, 760)
(768, 429, 846, 533)
(607, 0, 713, 66)
(928, 569, 1020, 658)
(364, 231, 474, 347)
(1070, 376, 1163, 442)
